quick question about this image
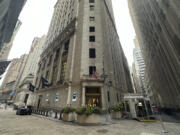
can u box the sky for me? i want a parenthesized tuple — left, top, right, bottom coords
(8, 0, 135, 66)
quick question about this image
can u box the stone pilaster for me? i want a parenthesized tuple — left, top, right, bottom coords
(49, 53, 56, 83)
(101, 86, 106, 110)
(66, 82, 72, 105)
(82, 86, 86, 106)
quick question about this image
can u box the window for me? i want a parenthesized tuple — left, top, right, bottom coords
(45, 71, 49, 79)
(72, 91, 77, 102)
(55, 92, 59, 102)
(89, 36, 95, 42)
(89, 66, 96, 75)
(40, 75, 43, 88)
(65, 40, 70, 51)
(55, 48, 60, 61)
(48, 55, 52, 65)
(35, 77, 38, 88)
(90, 5, 94, 11)
(89, 48, 96, 58)
(62, 40, 70, 56)
(52, 66, 57, 83)
(89, 0, 94, 3)
(90, 17, 95, 21)
(46, 94, 49, 102)
(42, 60, 46, 70)
(107, 91, 110, 102)
(117, 93, 119, 102)
(60, 61, 67, 82)
(89, 26, 95, 32)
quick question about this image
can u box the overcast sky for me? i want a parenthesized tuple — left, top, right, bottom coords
(8, 0, 135, 66)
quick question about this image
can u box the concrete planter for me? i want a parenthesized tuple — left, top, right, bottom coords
(62, 112, 75, 122)
(76, 114, 100, 124)
(111, 111, 122, 119)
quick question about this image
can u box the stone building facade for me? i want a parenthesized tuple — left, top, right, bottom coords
(128, 0, 180, 109)
(0, 54, 28, 102)
(14, 74, 35, 106)
(0, 55, 28, 92)
(13, 36, 46, 106)
(34, 0, 133, 111)
(132, 63, 140, 93)
(20, 35, 46, 83)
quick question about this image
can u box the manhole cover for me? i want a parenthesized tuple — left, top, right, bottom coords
(96, 129, 109, 134)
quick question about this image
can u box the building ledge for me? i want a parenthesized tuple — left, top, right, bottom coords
(81, 75, 104, 83)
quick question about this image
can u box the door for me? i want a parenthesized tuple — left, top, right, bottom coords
(37, 95, 42, 109)
(86, 95, 101, 107)
(24, 94, 29, 105)
(85, 87, 101, 107)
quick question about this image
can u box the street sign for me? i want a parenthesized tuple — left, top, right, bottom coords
(153, 107, 158, 113)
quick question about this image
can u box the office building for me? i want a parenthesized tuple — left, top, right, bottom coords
(0, 20, 22, 60)
(34, 0, 133, 111)
(0, 0, 26, 51)
(132, 37, 146, 94)
(14, 36, 46, 105)
(128, 0, 180, 109)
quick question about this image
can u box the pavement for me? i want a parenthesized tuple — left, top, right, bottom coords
(0, 109, 180, 135)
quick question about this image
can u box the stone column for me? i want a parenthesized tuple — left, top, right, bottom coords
(56, 48, 63, 83)
(101, 86, 106, 110)
(49, 53, 56, 83)
(44, 58, 48, 78)
(66, 33, 76, 105)
(82, 86, 86, 106)
(66, 82, 72, 105)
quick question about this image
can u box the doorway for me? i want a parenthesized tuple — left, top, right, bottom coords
(85, 87, 101, 107)
(37, 95, 42, 109)
(24, 94, 29, 105)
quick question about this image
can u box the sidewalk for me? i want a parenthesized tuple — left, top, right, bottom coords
(0, 104, 13, 111)
(1, 109, 180, 135)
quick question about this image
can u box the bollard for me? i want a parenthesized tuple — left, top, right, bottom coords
(46, 111, 48, 117)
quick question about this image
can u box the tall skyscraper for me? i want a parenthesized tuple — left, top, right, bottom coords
(132, 63, 140, 93)
(128, 0, 180, 110)
(132, 37, 146, 94)
(0, 60, 11, 77)
(0, 20, 22, 61)
(0, 0, 26, 52)
(34, 0, 133, 111)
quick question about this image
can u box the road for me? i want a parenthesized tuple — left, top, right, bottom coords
(0, 109, 180, 135)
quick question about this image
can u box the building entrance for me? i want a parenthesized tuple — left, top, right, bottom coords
(85, 87, 101, 107)
(24, 94, 29, 105)
(37, 95, 42, 109)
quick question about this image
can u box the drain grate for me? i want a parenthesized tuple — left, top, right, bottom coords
(96, 129, 109, 134)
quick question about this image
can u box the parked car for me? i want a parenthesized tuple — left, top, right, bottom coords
(16, 106, 32, 115)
